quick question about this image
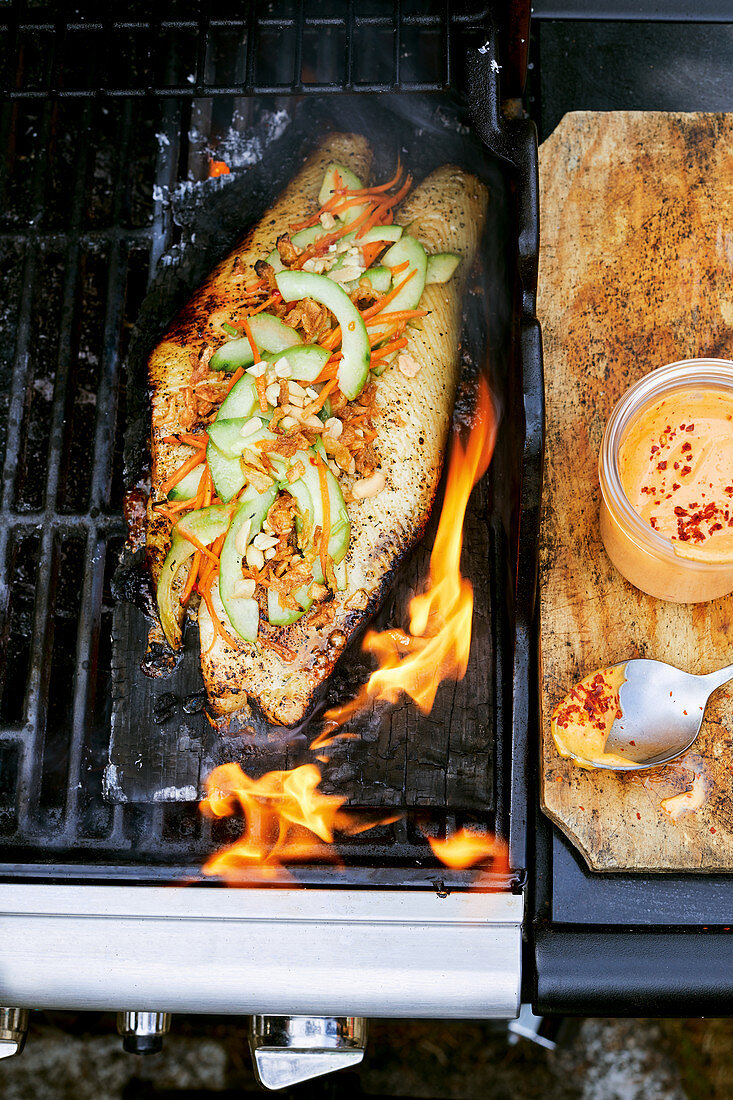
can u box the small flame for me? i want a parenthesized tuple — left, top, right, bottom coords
(209, 159, 231, 178)
(428, 828, 509, 872)
(316, 378, 497, 741)
(200, 763, 392, 883)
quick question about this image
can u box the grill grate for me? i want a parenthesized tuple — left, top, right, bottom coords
(0, 2, 529, 888)
(2, 2, 493, 99)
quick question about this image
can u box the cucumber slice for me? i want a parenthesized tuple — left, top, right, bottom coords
(167, 466, 204, 502)
(382, 234, 427, 310)
(426, 252, 461, 284)
(207, 417, 269, 458)
(275, 270, 370, 401)
(295, 454, 350, 582)
(318, 163, 366, 225)
(209, 314, 302, 372)
(206, 440, 245, 503)
(343, 265, 391, 296)
(219, 484, 278, 641)
(267, 585, 312, 627)
(157, 505, 233, 648)
(208, 418, 291, 482)
(368, 234, 428, 345)
(262, 343, 330, 383)
(216, 373, 259, 421)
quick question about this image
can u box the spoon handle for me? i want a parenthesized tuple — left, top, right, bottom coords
(699, 662, 733, 694)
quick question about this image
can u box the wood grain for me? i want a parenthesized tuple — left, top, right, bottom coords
(538, 112, 733, 872)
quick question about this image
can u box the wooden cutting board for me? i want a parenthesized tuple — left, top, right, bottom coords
(538, 111, 733, 873)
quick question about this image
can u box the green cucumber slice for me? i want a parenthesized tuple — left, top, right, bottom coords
(219, 485, 278, 641)
(295, 454, 350, 582)
(209, 314, 302, 372)
(425, 252, 461, 284)
(318, 163, 366, 225)
(167, 466, 204, 502)
(207, 417, 269, 458)
(262, 343, 330, 383)
(216, 373, 259, 421)
(275, 270, 370, 401)
(368, 234, 427, 345)
(343, 265, 391, 296)
(206, 440, 245, 503)
(267, 585, 312, 627)
(157, 504, 233, 648)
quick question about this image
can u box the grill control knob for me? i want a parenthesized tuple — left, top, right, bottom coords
(0, 1008, 29, 1059)
(249, 1015, 368, 1090)
(117, 1011, 171, 1055)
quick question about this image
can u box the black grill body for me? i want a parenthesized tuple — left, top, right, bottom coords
(0, 1, 540, 890)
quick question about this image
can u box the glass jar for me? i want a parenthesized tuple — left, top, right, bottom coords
(598, 358, 733, 603)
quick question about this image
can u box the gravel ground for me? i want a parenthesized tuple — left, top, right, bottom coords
(0, 1015, 730, 1099)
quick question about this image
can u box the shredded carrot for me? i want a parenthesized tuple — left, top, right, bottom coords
(366, 308, 428, 325)
(162, 432, 208, 448)
(225, 366, 246, 393)
(180, 551, 201, 605)
(159, 449, 206, 496)
(315, 455, 331, 588)
(179, 530, 220, 564)
(313, 360, 340, 383)
(342, 163, 403, 196)
(249, 292, 282, 316)
(304, 377, 338, 417)
(202, 464, 214, 508)
(359, 241, 384, 269)
(200, 583, 240, 654)
(255, 372, 268, 413)
(158, 497, 198, 516)
(243, 277, 266, 294)
(241, 316, 261, 363)
(320, 325, 342, 351)
(369, 325, 399, 347)
(371, 337, 408, 360)
(374, 174, 412, 211)
(389, 259, 410, 276)
(360, 269, 417, 319)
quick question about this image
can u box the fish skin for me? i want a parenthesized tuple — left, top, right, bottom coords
(197, 163, 489, 725)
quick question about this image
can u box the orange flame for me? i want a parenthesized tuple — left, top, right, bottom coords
(428, 828, 509, 872)
(208, 159, 231, 178)
(200, 762, 391, 883)
(314, 378, 497, 744)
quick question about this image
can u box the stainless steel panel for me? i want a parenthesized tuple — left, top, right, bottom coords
(0, 886, 523, 1018)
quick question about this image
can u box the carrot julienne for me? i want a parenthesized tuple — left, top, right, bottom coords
(389, 259, 410, 275)
(366, 308, 428, 325)
(304, 377, 338, 417)
(179, 530, 220, 564)
(225, 366, 246, 393)
(360, 269, 417, 319)
(181, 551, 201, 605)
(159, 448, 206, 496)
(370, 337, 408, 360)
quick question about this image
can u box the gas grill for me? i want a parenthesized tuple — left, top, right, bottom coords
(1, 0, 730, 1090)
(0, 0, 537, 1080)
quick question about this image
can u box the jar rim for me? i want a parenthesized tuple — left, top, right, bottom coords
(598, 358, 733, 571)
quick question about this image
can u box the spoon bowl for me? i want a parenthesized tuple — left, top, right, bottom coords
(570, 658, 733, 771)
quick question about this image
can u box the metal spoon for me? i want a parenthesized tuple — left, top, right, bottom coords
(575, 658, 733, 771)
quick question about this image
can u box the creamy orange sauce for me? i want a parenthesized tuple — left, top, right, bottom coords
(551, 664, 633, 769)
(660, 770, 708, 820)
(618, 391, 733, 563)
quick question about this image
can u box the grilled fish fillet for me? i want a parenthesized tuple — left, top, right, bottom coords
(146, 135, 488, 726)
